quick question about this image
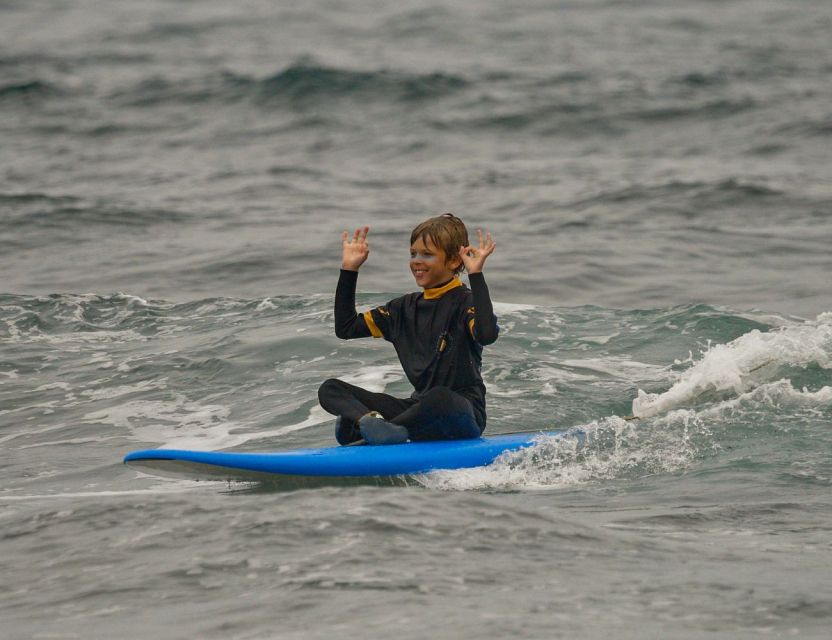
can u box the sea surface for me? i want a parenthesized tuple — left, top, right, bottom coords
(2, 0, 831, 638)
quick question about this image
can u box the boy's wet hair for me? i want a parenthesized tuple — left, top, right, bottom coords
(410, 213, 469, 275)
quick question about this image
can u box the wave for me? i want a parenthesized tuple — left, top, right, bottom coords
(110, 16, 260, 45)
(108, 71, 247, 107)
(571, 178, 784, 210)
(542, 176, 812, 232)
(0, 192, 81, 207)
(432, 94, 757, 137)
(623, 97, 757, 122)
(434, 103, 623, 137)
(0, 79, 65, 102)
(0, 192, 192, 235)
(668, 70, 730, 88)
(109, 61, 468, 108)
(259, 62, 467, 103)
(631, 312, 832, 418)
(775, 117, 832, 137)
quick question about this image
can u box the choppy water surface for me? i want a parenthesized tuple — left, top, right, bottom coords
(2, 0, 831, 638)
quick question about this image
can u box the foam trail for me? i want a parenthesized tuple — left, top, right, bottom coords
(416, 417, 653, 492)
(632, 313, 832, 418)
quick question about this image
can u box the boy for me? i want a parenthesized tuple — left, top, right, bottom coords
(318, 213, 499, 445)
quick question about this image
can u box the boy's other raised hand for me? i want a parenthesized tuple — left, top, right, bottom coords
(341, 226, 370, 271)
(459, 229, 495, 274)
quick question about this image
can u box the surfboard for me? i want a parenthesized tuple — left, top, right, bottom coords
(123, 429, 565, 486)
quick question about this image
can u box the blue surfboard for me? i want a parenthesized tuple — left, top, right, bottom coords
(123, 430, 565, 486)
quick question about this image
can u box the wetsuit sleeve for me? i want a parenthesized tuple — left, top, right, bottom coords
(333, 269, 372, 339)
(466, 272, 499, 345)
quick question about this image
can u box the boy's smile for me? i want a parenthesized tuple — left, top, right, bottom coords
(410, 236, 460, 290)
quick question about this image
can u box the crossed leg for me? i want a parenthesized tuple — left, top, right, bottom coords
(318, 379, 482, 444)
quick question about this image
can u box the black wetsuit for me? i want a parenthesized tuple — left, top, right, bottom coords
(318, 269, 499, 443)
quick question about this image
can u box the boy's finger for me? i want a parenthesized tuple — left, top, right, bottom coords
(353, 228, 362, 242)
(341, 231, 348, 243)
(477, 229, 484, 247)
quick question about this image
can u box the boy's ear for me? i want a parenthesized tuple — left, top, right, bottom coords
(448, 254, 463, 272)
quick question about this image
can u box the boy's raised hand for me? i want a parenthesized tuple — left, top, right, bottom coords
(459, 229, 496, 274)
(341, 226, 370, 271)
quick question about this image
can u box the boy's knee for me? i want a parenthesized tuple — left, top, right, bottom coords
(422, 386, 453, 403)
(318, 378, 343, 400)
(420, 386, 463, 413)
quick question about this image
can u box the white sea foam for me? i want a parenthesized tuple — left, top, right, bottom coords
(692, 379, 832, 420)
(632, 313, 832, 418)
(255, 298, 277, 311)
(112, 292, 153, 306)
(82, 396, 252, 450)
(79, 377, 168, 401)
(522, 364, 596, 384)
(0, 421, 74, 445)
(4, 325, 146, 346)
(86, 364, 407, 449)
(339, 364, 403, 393)
(33, 382, 72, 392)
(416, 418, 659, 492)
(493, 302, 538, 314)
(559, 356, 669, 380)
(581, 332, 620, 345)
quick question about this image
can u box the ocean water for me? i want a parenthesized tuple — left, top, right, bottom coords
(2, 0, 831, 638)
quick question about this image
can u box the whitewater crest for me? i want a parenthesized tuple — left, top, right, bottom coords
(631, 313, 832, 419)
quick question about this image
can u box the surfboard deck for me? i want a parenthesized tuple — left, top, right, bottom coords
(123, 430, 563, 484)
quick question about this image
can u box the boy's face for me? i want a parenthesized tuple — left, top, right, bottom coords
(410, 235, 460, 289)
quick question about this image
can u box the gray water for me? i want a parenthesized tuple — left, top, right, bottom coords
(2, 1, 831, 638)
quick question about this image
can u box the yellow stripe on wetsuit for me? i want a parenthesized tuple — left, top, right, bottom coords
(363, 310, 383, 338)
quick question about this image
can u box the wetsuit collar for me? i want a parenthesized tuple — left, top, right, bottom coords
(423, 277, 463, 300)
